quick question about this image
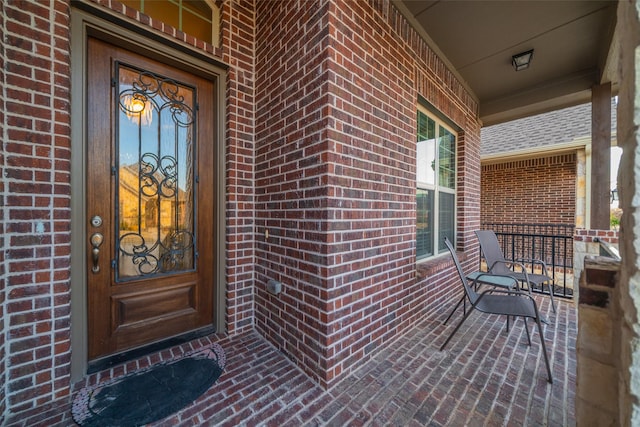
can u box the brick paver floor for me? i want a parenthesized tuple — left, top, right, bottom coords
(8, 295, 575, 426)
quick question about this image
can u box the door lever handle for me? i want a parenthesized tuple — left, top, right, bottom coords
(90, 233, 104, 273)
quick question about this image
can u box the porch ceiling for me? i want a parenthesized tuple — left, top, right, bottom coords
(394, 0, 619, 126)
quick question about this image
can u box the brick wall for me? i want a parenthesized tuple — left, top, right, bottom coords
(254, 0, 481, 387)
(0, 0, 256, 418)
(481, 153, 577, 225)
(0, 0, 484, 416)
(219, 0, 256, 335)
(0, 1, 6, 423)
(1, 0, 73, 416)
(253, 0, 335, 382)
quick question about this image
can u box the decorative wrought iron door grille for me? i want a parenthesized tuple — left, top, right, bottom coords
(115, 62, 197, 281)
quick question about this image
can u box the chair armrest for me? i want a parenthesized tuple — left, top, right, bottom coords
(515, 257, 550, 275)
(487, 260, 534, 294)
(488, 260, 517, 271)
(488, 259, 531, 275)
(471, 273, 519, 290)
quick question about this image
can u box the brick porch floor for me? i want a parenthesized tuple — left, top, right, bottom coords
(8, 294, 575, 426)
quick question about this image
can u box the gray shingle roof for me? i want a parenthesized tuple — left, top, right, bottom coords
(480, 101, 616, 157)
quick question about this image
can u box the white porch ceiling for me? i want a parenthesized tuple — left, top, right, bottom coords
(394, 0, 619, 126)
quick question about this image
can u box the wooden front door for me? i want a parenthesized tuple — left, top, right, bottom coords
(86, 37, 216, 360)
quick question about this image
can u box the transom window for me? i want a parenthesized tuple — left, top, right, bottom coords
(122, 0, 220, 47)
(416, 105, 456, 259)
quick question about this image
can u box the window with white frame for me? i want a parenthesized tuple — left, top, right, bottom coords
(416, 105, 456, 259)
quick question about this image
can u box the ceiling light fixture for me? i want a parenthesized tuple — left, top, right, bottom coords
(511, 49, 534, 71)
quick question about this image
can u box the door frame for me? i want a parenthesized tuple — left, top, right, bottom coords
(70, 5, 227, 382)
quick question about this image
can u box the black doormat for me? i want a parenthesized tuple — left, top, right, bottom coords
(72, 343, 225, 426)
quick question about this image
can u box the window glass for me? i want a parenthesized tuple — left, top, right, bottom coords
(417, 189, 434, 258)
(438, 192, 455, 253)
(116, 64, 196, 279)
(122, 0, 215, 45)
(416, 106, 456, 259)
(438, 126, 456, 189)
(417, 112, 436, 186)
(142, 1, 179, 28)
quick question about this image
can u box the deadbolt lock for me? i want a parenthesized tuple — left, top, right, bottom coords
(90, 215, 103, 227)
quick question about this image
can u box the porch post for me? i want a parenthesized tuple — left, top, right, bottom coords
(590, 82, 612, 230)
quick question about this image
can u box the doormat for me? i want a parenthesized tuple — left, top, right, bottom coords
(72, 343, 225, 426)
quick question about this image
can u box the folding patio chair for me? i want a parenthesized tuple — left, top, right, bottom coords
(475, 230, 557, 313)
(440, 237, 553, 383)
(442, 268, 518, 325)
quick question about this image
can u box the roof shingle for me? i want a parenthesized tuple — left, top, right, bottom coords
(480, 101, 616, 157)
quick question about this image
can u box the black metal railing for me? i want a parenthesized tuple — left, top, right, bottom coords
(481, 223, 575, 299)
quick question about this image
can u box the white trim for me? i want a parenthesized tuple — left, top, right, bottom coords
(481, 138, 590, 164)
(481, 133, 618, 165)
(416, 106, 457, 259)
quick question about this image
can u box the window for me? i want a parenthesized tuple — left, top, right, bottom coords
(122, 0, 220, 47)
(416, 105, 456, 259)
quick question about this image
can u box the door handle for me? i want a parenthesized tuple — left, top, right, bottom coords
(90, 233, 104, 273)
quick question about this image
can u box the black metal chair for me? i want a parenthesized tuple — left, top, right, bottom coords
(475, 229, 556, 313)
(443, 269, 518, 325)
(440, 236, 553, 383)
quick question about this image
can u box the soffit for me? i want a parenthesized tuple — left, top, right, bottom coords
(394, 0, 618, 126)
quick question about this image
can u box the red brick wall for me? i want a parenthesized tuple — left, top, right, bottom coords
(575, 228, 619, 245)
(0, 2, 6, 423)
(219, 0, 256, 335)
(481, 154, 577, 225)
(1, 0, 483, 416)
(0, 0, 256, 417)
(1, 0, 73, 415)
(254, 0, 481, 387)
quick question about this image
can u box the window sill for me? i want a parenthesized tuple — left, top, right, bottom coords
(416, 250, 472, 280)
(416, 253, 451, 279)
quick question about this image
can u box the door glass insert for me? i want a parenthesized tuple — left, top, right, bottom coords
(116, 63, 197, 281)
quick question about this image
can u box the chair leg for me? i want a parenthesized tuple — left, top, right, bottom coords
(523, 318, 531, 346)
(443, 296, 465, 325)
(534, 316, 553, 383)
(547, 282, 557, 313)
(440, 307, 475, 351)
